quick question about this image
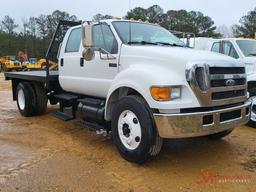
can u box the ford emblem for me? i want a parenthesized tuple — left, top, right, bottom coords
(225, 79, 235, 86)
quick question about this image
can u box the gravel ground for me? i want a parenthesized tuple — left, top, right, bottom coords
(0, 73, 256, 192)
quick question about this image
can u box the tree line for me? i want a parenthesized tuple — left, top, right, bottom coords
(0, 5, 255, 59)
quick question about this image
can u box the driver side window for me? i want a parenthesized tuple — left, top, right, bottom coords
(223, 41, 239, 59)
(93, 24, 118, 54)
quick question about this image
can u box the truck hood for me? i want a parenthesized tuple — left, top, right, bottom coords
(120, 45, 242, 69)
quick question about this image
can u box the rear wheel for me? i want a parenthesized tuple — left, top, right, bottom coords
(111, 95, 163, 164)
(16, 82, 37, 117)
(208, 129, 233, 140)
(32, 82, 48, 115)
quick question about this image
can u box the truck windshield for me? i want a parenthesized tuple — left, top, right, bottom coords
(112, 21, 184, 47)
(236, 40, 256, 57)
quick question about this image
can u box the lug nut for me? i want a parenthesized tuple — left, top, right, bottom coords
(133, 118, 138, 124)
(135, 136, 140, 142)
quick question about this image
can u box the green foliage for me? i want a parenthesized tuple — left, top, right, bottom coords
(0, 10, 78, 59)
(126, 5, 164, 23)
(126, 6, 220, 37)
(234, 8, 256, 37)
(92, 14, 114, 22)
(1, 15, 18, 34)
(0, 32, 44, 57)
(3, 5, 246, 58)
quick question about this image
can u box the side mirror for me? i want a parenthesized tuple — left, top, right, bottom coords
(82, 22, 95, 61)
(82, 22, 94, 48)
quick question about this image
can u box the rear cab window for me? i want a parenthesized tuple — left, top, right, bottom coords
(65, 27, 82, 53)
(211, 42, 220, 53)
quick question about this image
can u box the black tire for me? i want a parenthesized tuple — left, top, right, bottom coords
(208, 129, 233, 140)
(111, 95, 163, 164)
(32, 82, 48, 115)
(16, 82, 37, 117)
(248, 88, 256, 128)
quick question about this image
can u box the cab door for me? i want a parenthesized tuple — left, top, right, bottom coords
(58, 26, 83, 93)
(76, 23, 119, 98)
(59, 24, 119, 98)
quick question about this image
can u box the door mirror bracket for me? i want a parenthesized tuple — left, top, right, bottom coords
(99, 48, 116, 60)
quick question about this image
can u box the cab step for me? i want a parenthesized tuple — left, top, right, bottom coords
(55, 93, 78, 101)
(74, 118, 105, 130)
(52, 110, 74, 121)
(52, 93, 79, 121)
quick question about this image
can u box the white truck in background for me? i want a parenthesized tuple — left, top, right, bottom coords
(4, 20, 251, 164)
(190, 38, 256, 127)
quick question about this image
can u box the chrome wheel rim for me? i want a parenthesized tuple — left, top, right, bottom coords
(18, 89, 25, 110)
(118, 110, 142, 150)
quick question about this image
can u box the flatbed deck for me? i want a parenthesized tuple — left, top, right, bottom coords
(4, 71, 59, 82)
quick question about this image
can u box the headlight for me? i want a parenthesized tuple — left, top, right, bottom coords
(150, 86, 181, 101)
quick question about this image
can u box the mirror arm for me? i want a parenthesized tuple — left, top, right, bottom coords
(99, 48, 116, 60)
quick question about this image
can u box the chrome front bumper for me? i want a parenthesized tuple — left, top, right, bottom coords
(154, 101, 251, 139)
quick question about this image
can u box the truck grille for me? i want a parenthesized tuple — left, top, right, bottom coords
(212, 90, 245, 100)
(187, 65, 247, 107)
(209, 67, 245, 74)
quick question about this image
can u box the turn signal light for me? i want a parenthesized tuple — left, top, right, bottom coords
(151, 87, 171, 101)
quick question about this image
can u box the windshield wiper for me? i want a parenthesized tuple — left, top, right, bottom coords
(155, 42, 184, 47)
(127, 41, 185, 47)
(127, 41, 157, 45)
(248, 53, 256, 56)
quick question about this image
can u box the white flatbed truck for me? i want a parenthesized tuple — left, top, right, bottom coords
(5, 20, 251, 163)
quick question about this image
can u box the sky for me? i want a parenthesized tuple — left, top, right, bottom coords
(0, 0, 255, 30)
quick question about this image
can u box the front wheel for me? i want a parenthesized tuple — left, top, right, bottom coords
(111, 96, 163, 164)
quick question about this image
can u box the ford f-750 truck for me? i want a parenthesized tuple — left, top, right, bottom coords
(4, 20, 251, 163)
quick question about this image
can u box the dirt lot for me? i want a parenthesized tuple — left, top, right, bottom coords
(0, 73, 256, 192)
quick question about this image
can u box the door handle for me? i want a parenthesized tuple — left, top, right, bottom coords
(80, 58, 84, 67)
(109, 63, 117, 68)
(60, 58, 64, 67)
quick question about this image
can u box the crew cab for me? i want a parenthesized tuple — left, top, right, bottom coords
(4, 20, 251, 163)
(190, 38, 256, 127)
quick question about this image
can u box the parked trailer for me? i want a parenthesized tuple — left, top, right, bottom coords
(5, 20, 251, 164)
